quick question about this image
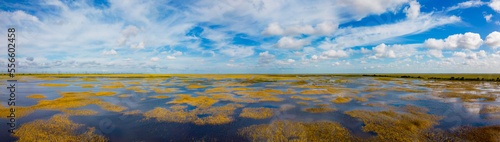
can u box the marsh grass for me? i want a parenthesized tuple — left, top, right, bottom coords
(13, 114, 108, 142)
(239, 107, 274, 119)
(26, 94, 47, 99)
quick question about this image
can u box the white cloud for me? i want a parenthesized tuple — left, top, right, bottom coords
(150, 57, 160, 62)
(447, 0, 486, 11)
(321, 50, 349, 58)
(368, 43, 417, 59)
(484, 14, 493, 22)
(453, 52, 467, 57)
(172, 51, 183, 56)
(122, 25, 140, 37)
(276, 59, 296, 65)
(102, 49, 117, 56)
(274, 37, 310, 50)
(258, 51, 276, 65)
(404, 0, 420, 19)
(453, 50, 487, 60)
(490, 0, 500, 13)
(319, 14, 460, 50)
(314, 22, 338, 35)
(262, 22, 338, 36)
(130, 42, 145, 49)
(360, 47, 371, 53)
(485, 31, 500, 49)
(166, 56, 176, 60)
(424, 32, 483, 50)
(262, 22, 284, 35)
(428, 49, 443, 58)
(360, 61, 367, 64)
(220, 46, 254, 58)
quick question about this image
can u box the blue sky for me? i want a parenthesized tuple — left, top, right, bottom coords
(1, 0, 500, 73)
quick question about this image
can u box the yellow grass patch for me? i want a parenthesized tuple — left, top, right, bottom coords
(332, 97, 352, 103)
(37, 83, 70, 87)
(13, 114, 108, 142)
(117, 95, 131, 97)
(148, 95, 170, 99)
(238, 120, 354, 142)
(134, 90, 150, 93)
(303, 107, 337, 113)
(297, 102, 309, 105)
(26, 94, 47, 99)
(239, 107, 274, 119)
(125, 86, 142, 90)
(291, 96, 317, 101)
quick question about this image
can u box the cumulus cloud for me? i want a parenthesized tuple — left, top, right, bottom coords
(274, 37, 310, 50)
(166, 56, 176, 60)
(220, 46, 254, 58)
(321, 50, 349, 58)
(130, 42, 145, 49)
(453, 52, 467, 57)
(453, 50, 487, 59)
(150, 57, 160, 62)
(258, 51, 276, 65)
(276, 59, 296, 65)
(404, 0, 420, 19)
(172, 51, 183, 56)
(367, 43, 417, 59)
(484, 14, 493, 22)
(424, 32, 483, 50)
(102, 49, 118, 56)
(428, 49, 443, 58)
(122, 25, 140, 37)
(485, 31, 500, 49)
(490, 0, 500, 13)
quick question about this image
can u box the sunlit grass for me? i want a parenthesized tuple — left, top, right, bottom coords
(26, 94, 47, 99)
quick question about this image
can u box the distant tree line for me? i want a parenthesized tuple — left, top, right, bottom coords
(362, 74, 500, 82)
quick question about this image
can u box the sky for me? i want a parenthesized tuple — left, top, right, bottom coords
(1, 0, 500, 74)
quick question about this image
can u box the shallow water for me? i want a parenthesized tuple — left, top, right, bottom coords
(1, 75, 499, 141)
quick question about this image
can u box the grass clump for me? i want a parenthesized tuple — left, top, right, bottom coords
(239, 107, 274, 119)
(167, 95, 219, 109)
(205, 88, 231, 93)
(345, 105, 442, 141)
(258, 97, 284, 102)
(26, 94, 47, 99)
(303, 107, 337, 113)
(480, 105, 500, 114)
(148, 95, 170, 99)
(238, 120, 354, 142)
(291, 96, 317, 101)
(125, 86, 142, 90)
(299, 89, 331, 95)
(332, 97, 352, 103)
(143, 104, 242, 125)
(13, 114, 108, 142)
(134, 90, 150, 93)
(297, 102, 309, 105)
(117, 95, 131, 97)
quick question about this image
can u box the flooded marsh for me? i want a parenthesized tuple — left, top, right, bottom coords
(1, 74, 500, 141)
